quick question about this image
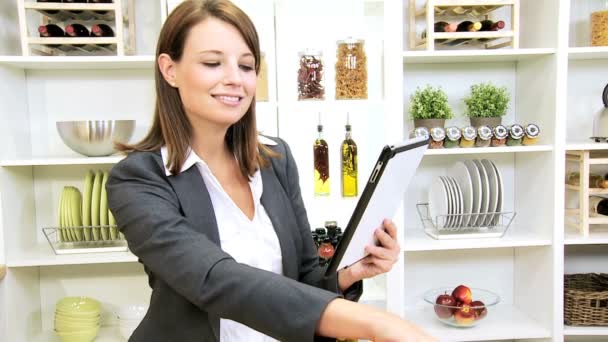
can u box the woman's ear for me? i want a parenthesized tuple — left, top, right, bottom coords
(158, 53, 178, 87)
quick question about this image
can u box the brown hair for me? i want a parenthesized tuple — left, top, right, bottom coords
(117, 0, 276, 178)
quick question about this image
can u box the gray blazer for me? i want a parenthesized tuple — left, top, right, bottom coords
(106, 137, 362, 342)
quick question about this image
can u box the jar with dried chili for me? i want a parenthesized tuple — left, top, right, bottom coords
(297, 49, 325, 100)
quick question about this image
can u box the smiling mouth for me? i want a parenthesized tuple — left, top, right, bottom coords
(213, 95, 242, 106)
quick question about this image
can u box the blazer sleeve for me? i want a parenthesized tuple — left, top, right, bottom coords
(106, 152, 339, 342)
(275, 138, 363, 302)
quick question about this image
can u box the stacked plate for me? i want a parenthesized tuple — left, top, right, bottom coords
(428, 159, 503, 229)
(54, 296, 101, 342)
(116, 304, 148, 340)
(57, 170, 118, 242)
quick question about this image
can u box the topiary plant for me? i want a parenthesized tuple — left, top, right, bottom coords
(409, 85, 453, 120)
(463, 82, 510, 118)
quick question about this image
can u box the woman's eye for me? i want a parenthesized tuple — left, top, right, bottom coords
(202, 62, 220, 67)
(240, 65, 254, 71)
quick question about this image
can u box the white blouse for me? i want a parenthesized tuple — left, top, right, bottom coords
(161, 143, 283, 342)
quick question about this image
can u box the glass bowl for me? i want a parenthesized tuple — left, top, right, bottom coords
(423, 287, 500, 327)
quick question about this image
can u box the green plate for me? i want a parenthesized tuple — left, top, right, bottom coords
(82, 170, 94, 241)
(65, 187, 75, 241)
(91, 170, 103, 240)
(99, 171, 109, 240)
(108, 209, 118, 240)
(59, 187, 66, 242)
(70, 186, 84, 241)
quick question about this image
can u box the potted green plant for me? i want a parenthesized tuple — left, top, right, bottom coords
(463, 82, 510, 127)
(409, 85, 453, 130)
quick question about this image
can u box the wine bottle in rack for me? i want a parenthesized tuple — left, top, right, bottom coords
(434, 21, 457, 33)
(480, 20, 505, 31)
(38, 24, 64, 37)
(91, 24, 114, 37)
(65, 23, 90, 37)
(456, 20, 482, 32)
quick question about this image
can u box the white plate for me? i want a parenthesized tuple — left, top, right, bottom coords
(463, 160, 482, 227)
(449, 162, 474, 227)
(448, 176, 464, 228)
(481, 159, 499, 227)
(428, 177, 449, 228)
(490, 160, 504, 225)
(473, 159, 490, 227)
(440, 176, 454, 228)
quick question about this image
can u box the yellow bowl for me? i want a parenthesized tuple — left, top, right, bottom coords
(55, 326, 99, 342)
(56, 297, 101, 313)
(55, 313, 100, 323)
(55, 319, 100, 332)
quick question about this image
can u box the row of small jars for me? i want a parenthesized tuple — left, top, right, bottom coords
(297, 37, 368, 101)
(411, 123, 540, 149)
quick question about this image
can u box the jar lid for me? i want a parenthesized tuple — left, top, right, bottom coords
(412, 126, 430, 140)
(337, 37, 364, 44)
(493, 125, 508, 139)
(430, 127, 446, 141)
(509, 124, 524, 139)
(445, 126, 461, 140)
(298, 48, 323, 57)
(461, 126, 477, 140)
(477, 125, 493, 140)
(525, 123, 540, 138)
(324, 221, 338, 229)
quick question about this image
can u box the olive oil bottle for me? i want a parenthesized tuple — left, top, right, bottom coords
(341, 114, 358, 197)
(314, 116, 330, 196)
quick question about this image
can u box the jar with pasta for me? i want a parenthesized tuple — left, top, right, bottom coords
(591, 2, 608, 47)
(297, 49, 325, 100)
(335, 38, 367, 100)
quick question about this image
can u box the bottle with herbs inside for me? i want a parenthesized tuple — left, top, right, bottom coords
(297, 49, 324, 100)
(341, 114, 358, 197)
(335, 37, 367, 100)
(314, 115, 330, 196)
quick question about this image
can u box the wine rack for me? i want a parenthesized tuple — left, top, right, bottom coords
(17, 0, 136, 56)
(408, 0, 520, 50)
(565, 149, 608, 237)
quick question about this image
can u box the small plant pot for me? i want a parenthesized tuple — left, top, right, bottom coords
(414, 118, 446, 130)
(470, 117, 502, 128)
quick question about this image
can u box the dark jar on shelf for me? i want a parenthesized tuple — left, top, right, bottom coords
(475, 125, 492, 147)
(429, 127, 446, 149)
(318, 237, 335, 259)
(491, 125, 508, 147)
(507, 124, 525, 146)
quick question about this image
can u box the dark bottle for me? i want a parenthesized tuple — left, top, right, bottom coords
(325, 221, 338, 239)
(480, 20, 505, 31)
(91, 23, 114, 46)
(590, 196, 608, 216)
(65, 23, 90, 37)
(456, 20, 482, 32)
(38, 24, 65, 37)
(434, 21, 457, 32)
(318, 237, 335, 259)
(313, 116, 330, 196)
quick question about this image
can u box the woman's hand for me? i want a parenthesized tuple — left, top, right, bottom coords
(371, 312, 438, 342)
(338, 219, 400, 291)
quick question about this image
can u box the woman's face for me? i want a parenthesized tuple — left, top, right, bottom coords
(170, 18, 257, 129)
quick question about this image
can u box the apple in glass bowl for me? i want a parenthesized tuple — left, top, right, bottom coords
(424, 286, 500, 327)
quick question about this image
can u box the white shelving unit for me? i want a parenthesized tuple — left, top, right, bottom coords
(0, 0, 607, 341)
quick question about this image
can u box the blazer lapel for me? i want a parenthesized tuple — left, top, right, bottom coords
(260, 166, 298, 280)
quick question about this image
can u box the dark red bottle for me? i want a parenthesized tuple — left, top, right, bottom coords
(91, 24, 114, 37)
(38, 24, 65, 37)
(65, 24, 90, 37)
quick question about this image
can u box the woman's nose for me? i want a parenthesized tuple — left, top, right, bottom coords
(222, 62, 242, 86)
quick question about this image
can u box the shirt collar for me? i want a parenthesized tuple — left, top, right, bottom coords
(161, 134, 278, 177)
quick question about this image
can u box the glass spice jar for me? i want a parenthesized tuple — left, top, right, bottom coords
(256, 52, 269, 101)
(444, 126, 461, 148)
(475, 125, 492, 147)
(522, 123, 540, 145)
(410, 126, 430, 140)
(460, 126, 477, 148)
(491, 125, 508, 147)
(318, 237, 335, 259)
(335, 37, 367, 100)
(297, 49, 325, 100)
(429, 127, 446, 149)
(507, 124, 525, 146)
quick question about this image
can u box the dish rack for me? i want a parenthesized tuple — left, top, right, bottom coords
(43, 225, 128, 254)
(17, 0, 136, 56)
(416, 203, 516, 239)
(408, 0, 520, 50)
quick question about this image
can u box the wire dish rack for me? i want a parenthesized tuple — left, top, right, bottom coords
(416, 203, 516, 240)
(43, 225, 128, 254)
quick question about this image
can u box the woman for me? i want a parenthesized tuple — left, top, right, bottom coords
(106, 0, 435, 341)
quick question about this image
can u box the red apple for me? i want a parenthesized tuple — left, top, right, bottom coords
(452, 285, 472, 304)
(434, 292, 457, 319)
(454, 304, 476, 325)
(470, 300, 487, 320)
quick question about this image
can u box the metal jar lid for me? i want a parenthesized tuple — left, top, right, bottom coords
(493, 125, 508, 139)
(461, 126, 477, 140)
(412, 126, 430, 139)
(509, 124, 525, 139)
(337, 37, 364, 45)
(477, 125, 493, 140)
(445, 126, 461, 141)
(298, 48, 323, 57)
(430, 127, 446, 141)
(525, 123, 540, 138)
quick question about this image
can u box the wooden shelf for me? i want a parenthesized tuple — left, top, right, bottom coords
(565, 226, 608, 245)
(424, 144, 552, 155)
(0, 55, 155, 69)
(0, 156, 124, 167)
(403, 48, 555, 64)
(6, 244, 137, 267)
(565, 184, 608, 195)
(404, 304, 550, 341)
(568, 47, 608, 61)
(564, 326, 608, 336)
(567, 141, 608, 151)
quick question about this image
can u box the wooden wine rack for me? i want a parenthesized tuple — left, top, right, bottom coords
(17, 0, 136, 56)
(565, 150, 608, 238)
(409, 0, 520, 50)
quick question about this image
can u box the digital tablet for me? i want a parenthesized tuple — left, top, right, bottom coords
(326, 136, 429, 275)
